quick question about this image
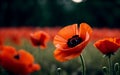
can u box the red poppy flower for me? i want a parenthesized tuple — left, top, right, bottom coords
(9, 34, 21, 45)
(14, 50, 41, 75)
(30, 31, 50, 49)
(0, 46, 17, 65)
(53, 23, 92, 62)
(94, 37, 120, 55)
(0, 46, 40, 75)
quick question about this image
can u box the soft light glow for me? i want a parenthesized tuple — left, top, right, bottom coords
(72, 0, 83, 3)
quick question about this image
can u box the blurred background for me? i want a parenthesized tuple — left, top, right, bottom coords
(1, 0, 120, 75)
(0, 0, 120, 28)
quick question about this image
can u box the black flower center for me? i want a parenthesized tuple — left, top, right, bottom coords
(67, 35, 83, 48)
(14, 54, 20, 60)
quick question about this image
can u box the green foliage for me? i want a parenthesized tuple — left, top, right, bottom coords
(0, 0, 120, 28)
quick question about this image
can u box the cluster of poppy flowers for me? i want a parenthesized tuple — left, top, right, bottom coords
(53, 23, 120, 75)
(0, 30, 50, 75)
(0, 27, 60, 46)
(0, 23, 120, 75)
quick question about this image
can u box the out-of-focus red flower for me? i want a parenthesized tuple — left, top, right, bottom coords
(8, 33, 21, 45)
(0, 46, 17, 65)
(94, 37, 120, 55)
(30, 31, 50, 49)
(53, 23, 92, 62)
(14, 50, 41, 75)
(0, 46, 40, 75)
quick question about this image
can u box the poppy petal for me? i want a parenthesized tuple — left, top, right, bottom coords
(54, 49, 80, 62)
(57, 24, 78, 40)
(0, 46, 17, 65)
(17, 50, 34, 64)
(30, 31, 49, 49)
(79, 23, 92, 40)
(32, 64, 41, 71)
(39, 32, 50, 49)
(0, 46, 17, 55)
(115, 38, 120, 45)
(53, 35, 68, 49)
(94, 38, 120, 54)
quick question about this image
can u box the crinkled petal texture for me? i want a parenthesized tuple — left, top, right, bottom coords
(0, 46, 40, 75)
(79, 23, 93, 40)
(54, 24, 78, 49)
(30, 31, 49, 49)
(94, 38, 120, 54)
(53, 23, 92, 62)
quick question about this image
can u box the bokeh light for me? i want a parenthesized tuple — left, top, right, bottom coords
(72, 0, 84, 3)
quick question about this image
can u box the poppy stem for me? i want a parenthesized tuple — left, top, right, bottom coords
(108, 55, 113, 75)
(80, 54, 86, 75)
(57, 67, 61, 75)
(102, 66, 108, 75)
(0, 66, 2, 74)
(114, 63, 120, 75)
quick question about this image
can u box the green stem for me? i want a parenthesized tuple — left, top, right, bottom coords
(58, 71, 60, 75)
(102, 66, 108, 75)
(80, 54, 86, 75)
(0, 66, 1, 74)
(57, 68, 61, 75)
(114, 63, 120, 75)
(108, 56, 113, 75)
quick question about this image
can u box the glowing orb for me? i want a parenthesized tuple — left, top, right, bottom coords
(72, 0, 83, 3)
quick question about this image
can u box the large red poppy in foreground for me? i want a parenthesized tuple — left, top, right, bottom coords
(53, 23, 92, 62)
(94, 37, 120, 55)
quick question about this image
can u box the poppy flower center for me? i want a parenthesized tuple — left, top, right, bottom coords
(67, 35, 83, 48)
(31, 37, 41, 46)
(14, 54, 20, 60)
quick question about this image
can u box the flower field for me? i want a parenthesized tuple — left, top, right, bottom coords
(0, 26, 120, 75)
